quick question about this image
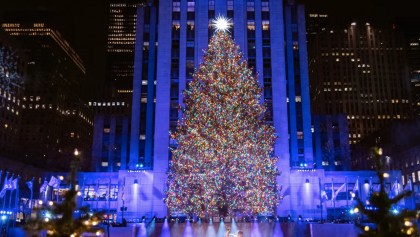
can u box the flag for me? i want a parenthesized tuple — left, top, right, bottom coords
(40, 179, 48, 193)
(48, 176, 61, 189)
(368, 177, 373, 197)
(351, 178, 359, 201)
(321, 190, 329, 201)
(11, 178, 18, 190)
(390, 178, 401, 198)
(0, 175, 14, 197)
(333, 183, 346, 200)
(26, 180, 33, 190)
(0, 175, 10, 198)
(353, 178, 359, 192)
(404, 178, 413, 192)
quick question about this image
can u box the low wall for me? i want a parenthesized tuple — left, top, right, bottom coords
(9, 222, 361, 237)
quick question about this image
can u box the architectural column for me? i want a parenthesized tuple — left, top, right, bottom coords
(129, 6, 145, 168)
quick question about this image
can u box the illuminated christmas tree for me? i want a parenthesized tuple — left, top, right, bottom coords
(165, 17, 279, 217)
(354, 147, 418, 237)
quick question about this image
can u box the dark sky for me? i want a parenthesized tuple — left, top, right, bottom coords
(1, 0, 419, 98)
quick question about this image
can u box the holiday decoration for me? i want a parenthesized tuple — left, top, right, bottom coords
(354, 147, 418, 237)
(165, 28, 280, 217)
(24, 151, 103, 237)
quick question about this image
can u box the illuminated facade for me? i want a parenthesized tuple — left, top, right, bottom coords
(309, 23, 413, 144)
(83, 1, 415, 221)
(0, 29, 25, 156)
(106, 1, 141, 102)
(1, 23, 93, 171)
(118, 0, 315, 218)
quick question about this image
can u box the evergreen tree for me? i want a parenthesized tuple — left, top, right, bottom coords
(24, 151, 103, 237)
(165, 28, 279, 217)
(355, 147, 418, 237)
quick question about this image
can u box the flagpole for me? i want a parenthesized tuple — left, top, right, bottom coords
(2, 172, 9, 210)
(8, 174, 14, 212)
(319, 178, 323, 222)
(332, 178, 335, 220)
(13, 176, 20, 229)
(345, 177, 348, 209)
(108, 178, 111, 223)
(29, 177, 34, 212)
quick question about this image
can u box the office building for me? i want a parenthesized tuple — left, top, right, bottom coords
(1, 22, 93, 171)
(106, 1, 142, 103)
(313, 114, 351, 171)
(309, 22, 413, 144)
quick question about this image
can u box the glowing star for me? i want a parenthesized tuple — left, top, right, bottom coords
(211, 15, 232, 32)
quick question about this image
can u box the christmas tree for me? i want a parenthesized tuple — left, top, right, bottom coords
(165, 17, 279, 217)
(24, 150, 103, 237)
(354, 147, 418, 237)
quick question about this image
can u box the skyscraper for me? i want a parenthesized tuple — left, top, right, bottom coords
(124, 0, 313, 216)
(309, 22, 413, 144)
(0, 29, 25, 156)
(84, 1, 409, 221)
(106, 1, 141, 102)
(1, 22, 93, 170)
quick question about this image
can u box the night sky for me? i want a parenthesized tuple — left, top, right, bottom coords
(0, 0, 419, 98)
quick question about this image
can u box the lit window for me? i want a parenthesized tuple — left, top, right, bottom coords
(262, 21, 269, 30)
(101, 162, 109, 167)
(172, 1, 180, 12)
(104, 128, 110, 133)
(70, 132, 75, 138)
(297, 131, 303, 139)
(412, 172, 416, 182)
(187, 1, 195, 12)
(247, 21, 255, 30)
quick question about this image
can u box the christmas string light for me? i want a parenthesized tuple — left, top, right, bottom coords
(165, 30, 280, 217)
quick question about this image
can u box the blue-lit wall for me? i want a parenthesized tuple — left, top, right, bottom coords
(78, 0, 351, 218)
(127, 0, 312, 217)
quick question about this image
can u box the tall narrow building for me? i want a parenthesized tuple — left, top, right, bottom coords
(106, 1, 141, 103)
(309, 23, 413, 144)
(125, 0, 313, 216)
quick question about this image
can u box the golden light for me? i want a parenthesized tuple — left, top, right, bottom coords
(96, 230, 102, 236)
(364, 226, 369, 232)
(404, 220, 413, 227)
(383, 173, 390, 178)
(44, 218, 49, 222)
(74, 148, 80, 156)
(353, 207, 359, 213)
(38, 200, 43, 205)
(48, 201, 54, 206)
(407, 228, 413, 235)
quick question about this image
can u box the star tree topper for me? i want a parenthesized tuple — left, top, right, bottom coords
(211, 15, 232, 32)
